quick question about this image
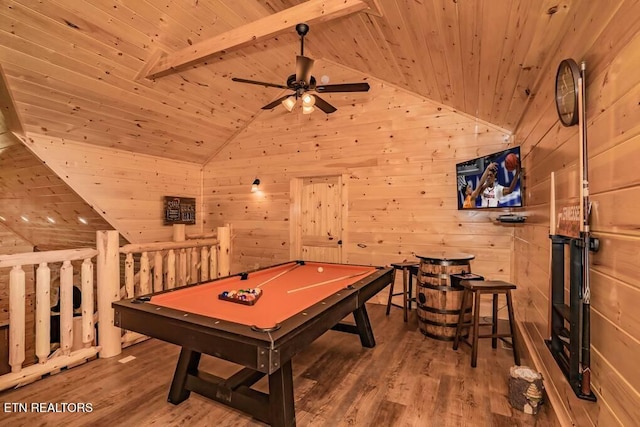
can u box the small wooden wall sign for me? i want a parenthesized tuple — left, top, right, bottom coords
(163, 196, 196, 225)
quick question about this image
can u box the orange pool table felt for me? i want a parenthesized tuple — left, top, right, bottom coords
(151, 261, 376, 329)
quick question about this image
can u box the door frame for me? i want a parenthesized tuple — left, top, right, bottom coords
(289, 174, 349, 263)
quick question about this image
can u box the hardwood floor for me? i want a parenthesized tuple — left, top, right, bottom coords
(0, 304, 559, 426)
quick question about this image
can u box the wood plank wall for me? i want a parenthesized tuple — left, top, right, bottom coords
(203, 77, 514, 305)
(513, 1, 640, 425)
(0, 141, 116, 250)
(22, 134, 204, 243)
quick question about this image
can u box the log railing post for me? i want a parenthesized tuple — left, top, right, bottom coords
(59, 260, 74, 355)
(97, 230, 121, 358)
(167, 249, 176, 289)
(153, 251, 163, 292)
(35, 262, 51, 363)
(178, 249, 187, 287)
(217, 225, 231, 277)
(140, 252, 150, 294)
(173, 224, 187, 286)
(124, 253, 134, 298)
(173, 224, 185, 242)
(81, 258, 94, 348)
(201, 246, 209, 281)
(210, 245, 218, 279)
(9, 265, 26, 373)
(190, 247, 198, 283)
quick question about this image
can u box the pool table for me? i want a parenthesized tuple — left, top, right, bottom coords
(112, 260, 393, 427)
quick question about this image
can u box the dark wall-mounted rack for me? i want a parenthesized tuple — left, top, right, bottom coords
(545, 235, 597, 401)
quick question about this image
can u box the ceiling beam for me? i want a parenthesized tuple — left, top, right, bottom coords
(144, 0, 372, 79)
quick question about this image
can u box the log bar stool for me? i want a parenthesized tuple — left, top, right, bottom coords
(452, 280, 520, 368)
(387, 262, 419, 322)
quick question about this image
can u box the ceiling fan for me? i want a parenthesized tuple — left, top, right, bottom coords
(231, 23, 370, 114)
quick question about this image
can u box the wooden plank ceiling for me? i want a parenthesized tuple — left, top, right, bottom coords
(0, 0, 579, 164)
(0, 0, 588, 250)
(0, 135, 117, 250)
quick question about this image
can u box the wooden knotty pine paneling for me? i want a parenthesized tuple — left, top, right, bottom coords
(203, 78, 516, 306)
(22, 134, 203, 244)
(513, 3, 640, 425)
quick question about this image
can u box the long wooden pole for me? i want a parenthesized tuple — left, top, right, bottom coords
(578, 61, 592, 397)
(548, 172, 556, 339)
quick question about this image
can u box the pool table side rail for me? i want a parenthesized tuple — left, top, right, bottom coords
(113, 266, 393, 374)
(113, 304, 270, 371)
(271, 267, 393, 364)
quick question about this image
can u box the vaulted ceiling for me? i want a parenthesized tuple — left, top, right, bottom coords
(0, 0, 585, 164)
(1, 0, 609, 250)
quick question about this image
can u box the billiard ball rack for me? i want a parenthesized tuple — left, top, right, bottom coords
(218, 288, 262, 305)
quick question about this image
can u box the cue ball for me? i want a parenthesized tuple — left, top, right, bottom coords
(317, 267, 324, 272)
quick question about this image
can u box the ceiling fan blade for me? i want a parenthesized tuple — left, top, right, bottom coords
(261, 94, 295, 110)
(315, 82, 370, 93)
(296, 55, 314, 84)
(312, 95, 337, 114)
(232, 77, 288, 90)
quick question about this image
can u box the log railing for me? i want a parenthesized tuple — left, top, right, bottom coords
(97, 225, 232, 357)
(116, 225, 231, 348)
(0, 248, 100, 391)
(0, 224, 232, 391)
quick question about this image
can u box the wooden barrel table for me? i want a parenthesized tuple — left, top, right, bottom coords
(415, 252, 475, 341)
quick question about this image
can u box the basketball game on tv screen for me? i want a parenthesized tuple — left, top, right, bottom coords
(456, 147, 522, 210)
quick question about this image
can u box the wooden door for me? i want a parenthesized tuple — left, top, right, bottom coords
(290, 175, 347, 263)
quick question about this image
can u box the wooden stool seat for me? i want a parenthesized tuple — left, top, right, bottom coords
(459, 280, 516, 291)
(387, 262, 419, 322)
(452, 280, 520, 368)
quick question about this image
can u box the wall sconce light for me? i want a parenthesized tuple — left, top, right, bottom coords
(251, 178, 261, 193)
(281, 96, 296, 112)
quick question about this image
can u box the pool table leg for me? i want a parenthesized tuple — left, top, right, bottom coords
(268, 359, 296, 427)
(353, 304, 376, 348)
(168, 347, 201, 404)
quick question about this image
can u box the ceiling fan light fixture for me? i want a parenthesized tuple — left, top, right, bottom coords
(231, 24, 370, 115)
(282, 96, 296, 112)
(302, 94, 315, 106)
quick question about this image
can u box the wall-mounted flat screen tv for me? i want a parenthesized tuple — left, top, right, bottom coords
(456, 147, 522, 209)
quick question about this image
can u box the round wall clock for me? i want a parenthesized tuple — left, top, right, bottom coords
(555, 58, 581, 127)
